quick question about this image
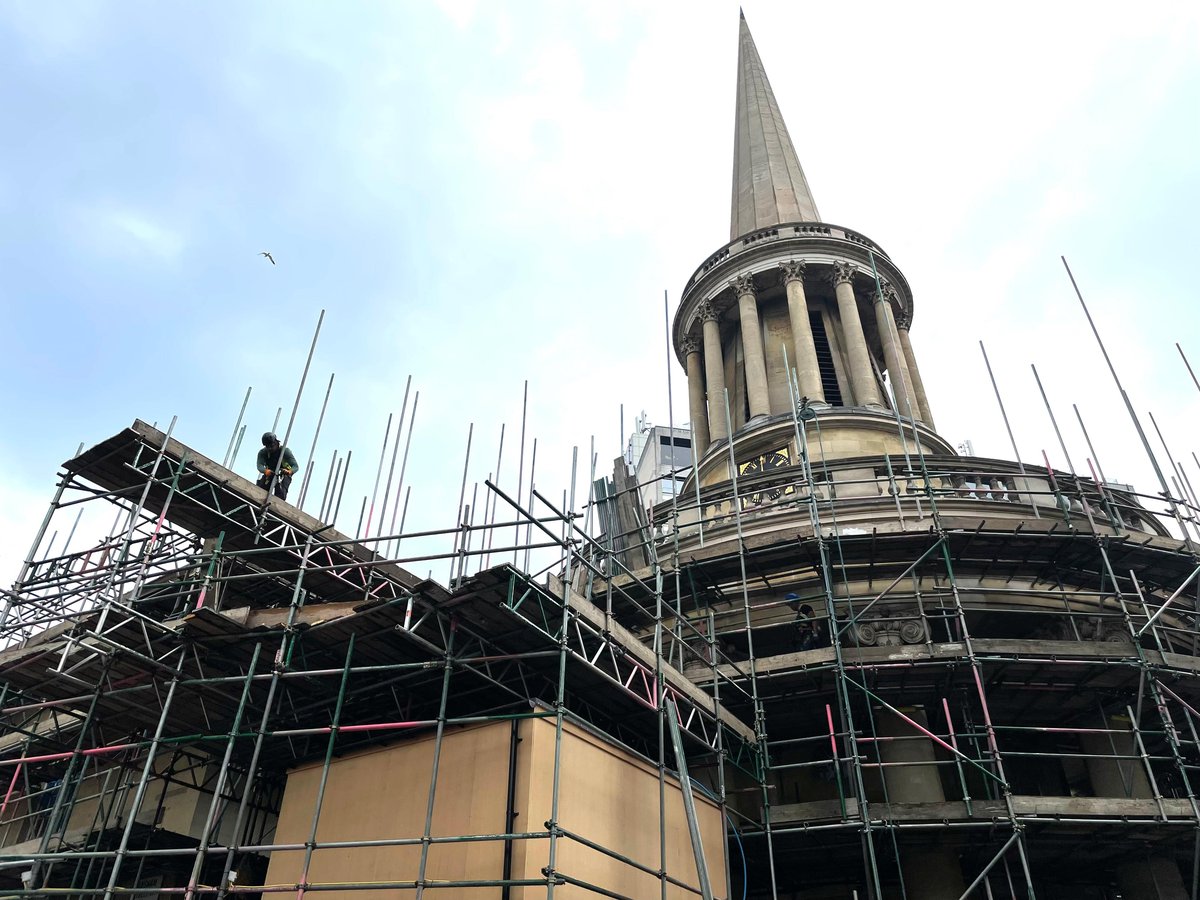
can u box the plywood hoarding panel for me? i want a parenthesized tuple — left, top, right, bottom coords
(264, 723, 509, 900)
(264, 716, 727, 899)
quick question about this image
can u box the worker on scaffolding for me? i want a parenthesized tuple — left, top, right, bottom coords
(786, 592, 822, 651)
(257, 432, 299, 501)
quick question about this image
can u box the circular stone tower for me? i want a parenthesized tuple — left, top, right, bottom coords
(646, 13, 1200, 900)
(673, 14, 953, 501)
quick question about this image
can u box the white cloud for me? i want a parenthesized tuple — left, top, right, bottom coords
(73, 205, 186, 261)
(108, 210, 185, 259)
(435, 0, 479, 30)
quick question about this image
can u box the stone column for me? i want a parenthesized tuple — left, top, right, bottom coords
(699, 302, 728, 442)
(874, 282, 916, 420)
(682, 336, 709, 452)
(877, 706, 966, 899)
(1082, 714, 1188, 899)
(831, 262, 882, 409)
(897, 316, 935, 428)
(778, 260, 824, 404)
(732, 274, 771, 419)
(1082, 714, 1151, 799)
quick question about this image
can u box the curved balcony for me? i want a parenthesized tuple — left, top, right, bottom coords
(653, 452, 1172, 551)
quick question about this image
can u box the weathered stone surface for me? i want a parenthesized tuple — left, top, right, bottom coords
(731, 12, 820, 239)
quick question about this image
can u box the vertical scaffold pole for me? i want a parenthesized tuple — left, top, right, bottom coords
(223, 385, 253, 469)
(666, 697, 715, 900)
(101, 666, 182, 900)
(296, 633, 355, 900)
(31, 657, 114, 891)
(414, 617, 458, 899)
(544, 447, 578, 899)
(183, 643, 264, 900)
(1062, 257, 1195, 551)
(786, 374, 883, 900)
(979, 340, 1041, 518)
(267, 309, 324, 508)
(720, 388, 780, 900)
(2, 471, 70, 630)
(297, 373, 335, 511)
(219, 535, 315, 899)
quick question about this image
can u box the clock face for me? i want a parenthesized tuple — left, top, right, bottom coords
(738, 447, 794, 507)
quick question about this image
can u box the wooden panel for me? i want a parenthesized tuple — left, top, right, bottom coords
(264, 723, 510, 899)
(514, 717, 728, 899)
(265, 717, 728, 900)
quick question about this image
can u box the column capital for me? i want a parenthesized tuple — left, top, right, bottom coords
(896, 310, 913, 330)
(731, 273, 756, 297)
(681, 335, 701, 355)
(778, 259, 807, 284)
(831, 260, 858, 287)
(697, 300, 720, 322)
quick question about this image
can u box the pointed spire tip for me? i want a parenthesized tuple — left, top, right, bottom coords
(729, 10, 821, 238)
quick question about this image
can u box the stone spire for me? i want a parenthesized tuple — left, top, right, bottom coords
(730, 11, 820, 240)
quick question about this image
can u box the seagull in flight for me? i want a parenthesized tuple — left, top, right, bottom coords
(260, 251, 276, 266)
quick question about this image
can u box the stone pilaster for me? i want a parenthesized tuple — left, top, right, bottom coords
(682, 336, 709, 452)
(779, 260, 825, 404)
(732, 273, 771, 419)
(874, 281, 917, 420)
(698, 302, 728, 442)
(831, 261, 882, 409)
(896, 312, 935, 428)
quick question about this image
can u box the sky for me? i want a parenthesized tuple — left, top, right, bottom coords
(1, 0, 1198, 585)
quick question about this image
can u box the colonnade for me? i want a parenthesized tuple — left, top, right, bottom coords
(683, 259, 935, 450)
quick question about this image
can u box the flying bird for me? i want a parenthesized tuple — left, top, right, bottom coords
(260, 251, 275, 265)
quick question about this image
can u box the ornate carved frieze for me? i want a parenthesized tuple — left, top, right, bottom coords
(830, 260, 857, 287)
(778, 259, 807, 284)
(731, 273, 756, 297)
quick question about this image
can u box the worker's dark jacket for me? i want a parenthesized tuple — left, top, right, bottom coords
(257, 445, 299, 475)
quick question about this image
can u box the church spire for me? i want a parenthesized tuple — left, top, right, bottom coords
(730, 11, 820, 240)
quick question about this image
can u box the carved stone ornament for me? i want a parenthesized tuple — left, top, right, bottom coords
(873, 278, 892, 302)
(697, 300, 719, 322)
(731, 273, 756, 297)
(778, 259, 807, 284)
(896, 310, 913, 331)
(681, 336, 701, 355)
(830, 260, 857, 286)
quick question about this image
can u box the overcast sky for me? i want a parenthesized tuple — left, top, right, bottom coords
(2, 1, 1198, 585)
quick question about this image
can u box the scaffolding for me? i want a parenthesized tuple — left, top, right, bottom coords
(1, 320, 1199, 899)
(3, 379, 1199, 900)
(0, 419, 760, 898)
